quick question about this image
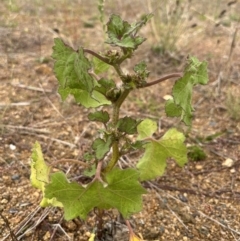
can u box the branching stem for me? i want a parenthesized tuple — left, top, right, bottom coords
(92, 161, 105, 183)
(83, 48, 111, 65)
(103, 88, 130, 173)
(141, 72, 182, 88)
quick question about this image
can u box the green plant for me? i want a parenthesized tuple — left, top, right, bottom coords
(188, 145, 207, 161)
(30, 13, 208, 240)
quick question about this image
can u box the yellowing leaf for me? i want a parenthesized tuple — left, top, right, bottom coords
(129, 233, 144, 241)
(137, 128, 187, 181)
(88, 233, 95, 241)
(30, 141, 63, 208)
(30, 141, 50, 190)
(137, 119, 157, 140)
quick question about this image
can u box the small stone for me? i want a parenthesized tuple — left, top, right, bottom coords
(178, 194, 188, 203)
(43, 231, 51, 240)
(2, 193, 10, 200)
(222, 158, 234, 167)
(1, 199, 8, 204)
(9, 144, 16, 150)
(195, 164, 203, 170)
(11, 174, 21, 180)
(9, 208, 19, 214)
(199, 226, 209, 235)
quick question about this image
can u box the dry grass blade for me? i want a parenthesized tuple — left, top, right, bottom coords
(2, 124, 51, 134)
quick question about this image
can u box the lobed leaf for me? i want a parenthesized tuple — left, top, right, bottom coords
(137, 128, 187, 181)
(92, 56, 110, 74)
(165, 56, 208, 125)
(52, 38, 94, 92)
(106, 14, 153, 50)
(88, 110, 110, 123)
(94, 78, 116, 96)
(52, 38, 111, 108)
(58, 87, 111, 108)
(92, 136, 112, 160)
(137, 118, 157, 140)
(45, 168, 146, 220)
(30, 142, 63, 207)
(117, 117, 141, 134)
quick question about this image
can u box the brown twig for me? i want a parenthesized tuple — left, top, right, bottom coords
(141, 73, 182, 88)
(11, 83, 52, 93)
(83, 48, 111, 64)
(0, 212, 18, 241)
(2, 124, 50, 134)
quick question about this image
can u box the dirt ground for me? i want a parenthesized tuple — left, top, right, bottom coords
(1, 0, 240, 240)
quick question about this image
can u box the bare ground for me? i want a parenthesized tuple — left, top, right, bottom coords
(1, 1, 240, 240)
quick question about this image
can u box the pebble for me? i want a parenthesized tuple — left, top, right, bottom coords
(1, 199, 8, 204)
(2, 193, 10, 200)
(9, 144, 16, 150)
(9, 208, 19, 214)
(195, 164, 203, 170)
(11, 174, 21, 181)
(222, 158, 234, 167)
(178, 194, 188, 203)
(43, 231, 51, 240)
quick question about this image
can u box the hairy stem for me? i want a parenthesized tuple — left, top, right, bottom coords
(83, 48, 111, 65)
(103, 140, 119, 174)
(141, 72, 182, 88)
(103, 89, 130, 173)
(96, 209, 104, 240)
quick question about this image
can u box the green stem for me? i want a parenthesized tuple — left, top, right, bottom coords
(103, 140, 119, 174)
(103, 89, 130, 173)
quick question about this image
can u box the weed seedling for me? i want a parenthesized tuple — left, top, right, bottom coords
(30, 13, 208, 240)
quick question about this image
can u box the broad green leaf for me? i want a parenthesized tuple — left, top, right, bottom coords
(92, 57, 110, 74)
(130, 140, 144, 150)
(58, 87, 111, 108)
(45, 168, 146, 220)
(83, 165, 96, 177)
(106, 14, 153, 50)
(92, 137, 112, 160)
(94, 78, 116, 96)
(165, 56, 208, 125)
(137, 128, 187, 181)
(117, 117, 141, 134)
(45, 172, 98, 220)
(52, 38, 94, 93)
(137, 119, 157, 140)
(165, 99, 182, 117)
(30, 141, 62, 207)
(103, 168, 146, 218)
(88, 110, 110, 123)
